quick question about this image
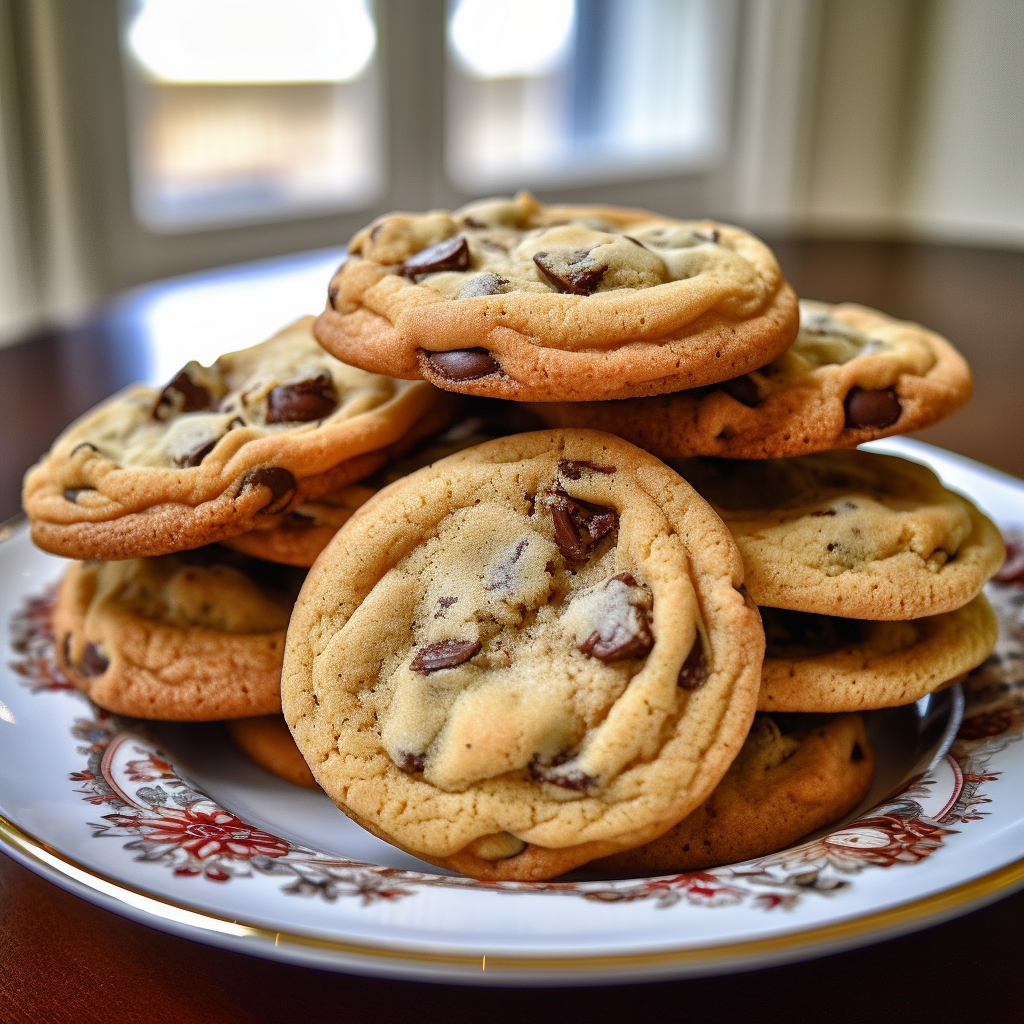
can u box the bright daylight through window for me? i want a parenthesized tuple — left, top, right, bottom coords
(120, 0, 381, 230)
(446, 0, 734, 190)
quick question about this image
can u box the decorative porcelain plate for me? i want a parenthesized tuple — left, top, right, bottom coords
(2, 437, 1024, 986)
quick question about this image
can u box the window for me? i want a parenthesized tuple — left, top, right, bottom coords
(119, 0, 382, 231)
(445, 0, 736, 191)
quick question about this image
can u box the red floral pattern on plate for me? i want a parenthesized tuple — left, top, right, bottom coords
(10, 553, 1024, 909)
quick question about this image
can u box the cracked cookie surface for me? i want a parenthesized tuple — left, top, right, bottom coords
(24, 317, 456, 559)
(54, 546, 303, 719)
(592, 712, 874, 874)
(530, 300, 973, 457)
(314, 192, 798, 402)
(282, 429, 763, 880)
(676, 450, 1004, 619)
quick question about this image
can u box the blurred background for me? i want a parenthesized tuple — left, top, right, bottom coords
(0, 0, 1020, 340)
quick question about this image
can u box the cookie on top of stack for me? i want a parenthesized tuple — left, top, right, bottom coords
(23, 193, 1004, 885)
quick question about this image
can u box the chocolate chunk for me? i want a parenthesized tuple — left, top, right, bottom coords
(694, 228, 720, 244)
(551, 504, 585, 560)
(851, 741, 865, 763)
(63, 487, 96, 503)
(844, 387, 901, 429)
(178, 437, 219, 468)
(577, 575, 653, 662)
(402, 235, 470, 276)
(552, 493, 614, 561)
(458, 272, 509, 299)
(549, 494, 619, 562)
(410, 638, 481, 673)
(328, 286, 339, 311)
(677, 637, 709, 690)
(434, 596, 458, 618)
(533, 250, 606, 295)
(396, 751, 425, 774)
(154, 366, 217, 420)
(79, 642, 109, 677)
(718, 375, 760, 407)
(265, 375, 337, 423)
(427, 348, 499, 381)
(239, 467, 297, 515)
(810, 508, 837, 517)
(579, 625, 652, 662)
(558, 459, 616, 479)
(529, 756, 594, 791)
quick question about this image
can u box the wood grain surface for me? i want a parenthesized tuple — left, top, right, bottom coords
(1, 238, 1023, 1021)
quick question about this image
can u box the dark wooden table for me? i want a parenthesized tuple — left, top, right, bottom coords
(1, 239, 1023, 1022)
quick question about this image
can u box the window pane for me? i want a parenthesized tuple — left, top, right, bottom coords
(445, 0, 735, 190)
(119, 0, 381, 231)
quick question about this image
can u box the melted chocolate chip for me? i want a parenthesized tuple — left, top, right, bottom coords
(178, 437, 220, 468)
(529, 756, 594, 791)
(533, 250, 606, 295)
(718, 375, 761, 408)
(328, 285, 339, 311)
(558, 459, 616, 479)
(154, 367, 217, 421)
(694, 228, 720, 244)
(844, 387, 901, 429)
(402, 235, 470, 276)
(63, 487, 96, 503)
(549, 494, 619, 562)
(79, 642, 109, 677)
(265, 375, 337, 424)
(434, 596, 458, 618)
(577, 574, 653, 662)
(677, 638, 709, 690)
(410, 639, 481, 673)
(239, 467, 297, 515)
(851, 741, 865, 763)
(427, 348, 499, 381)
(810, 508, 837, 517)
(579, 624, 652, 662)
(396, 751, 425, 774)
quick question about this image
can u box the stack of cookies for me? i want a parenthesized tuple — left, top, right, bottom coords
(23, 192, 1005, 883)
(24, 316, 465, 737)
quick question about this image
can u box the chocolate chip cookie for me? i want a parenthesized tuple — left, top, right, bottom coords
(592, 712, 874, 874)
(282, 429, 763, 880)
(530, 300, 973, 457)
(677, 450, 1004, 619)
(227, 715, 318, 788)
(24, 317, 456, 560)
(315, 192, 798, 402)
(54, 546, 303, 719)
(759, 595, 997, 711)
(222, 424, 501, 566)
